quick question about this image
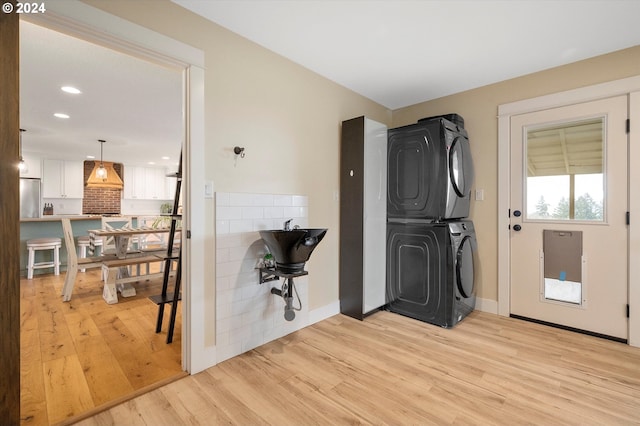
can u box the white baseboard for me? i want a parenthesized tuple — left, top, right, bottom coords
(475, 297, 498, 314)
(308, 300, 340, 325)
(307, 298, 498, 323)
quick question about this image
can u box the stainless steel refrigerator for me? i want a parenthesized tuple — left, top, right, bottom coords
(20, 178, 41, 218)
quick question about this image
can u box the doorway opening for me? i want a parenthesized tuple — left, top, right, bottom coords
(19, 18, 186, 423)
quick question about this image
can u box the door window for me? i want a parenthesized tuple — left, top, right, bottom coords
(525, 118, 604, 222)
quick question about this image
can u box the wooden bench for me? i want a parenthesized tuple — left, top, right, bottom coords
(101, 253, 176, 304)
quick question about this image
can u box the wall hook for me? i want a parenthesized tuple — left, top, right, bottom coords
(233, 146, 245, 158)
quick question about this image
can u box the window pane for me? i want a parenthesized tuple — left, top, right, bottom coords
(525, 118, 604, 222)
(527, 175, 569, 219)
(574, 174, 603, 220)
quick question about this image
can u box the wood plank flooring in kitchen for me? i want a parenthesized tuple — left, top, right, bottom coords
(20, 269, 184, 426)
(77, 310, 640, 425)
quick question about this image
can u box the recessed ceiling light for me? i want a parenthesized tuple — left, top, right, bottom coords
(61, 86, 81, 94)
(148, 161, 156, 165)
(86, 155, 95, 159)
(54, 113, 70, 119)
(161, 156, 170, 160)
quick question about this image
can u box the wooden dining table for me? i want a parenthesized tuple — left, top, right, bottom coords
(89, 226, 177, 257)
(88, 226, 180, 303)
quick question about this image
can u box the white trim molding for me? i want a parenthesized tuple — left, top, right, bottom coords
(628, 91, 640, 347)
(475, 297, 498, 315)
(23, 1, 204, 69)
(309, 301, 341, 325)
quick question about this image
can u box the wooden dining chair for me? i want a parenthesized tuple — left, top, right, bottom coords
(60, 218, 114, 301)
(135, 215, 176, 275)
(101, 216, 134, 253)
(136, 215, 168, 250)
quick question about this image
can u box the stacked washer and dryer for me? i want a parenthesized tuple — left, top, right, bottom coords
(386, 114, 477, 328)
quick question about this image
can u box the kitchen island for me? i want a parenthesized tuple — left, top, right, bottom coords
(20, 215, 104, 223)
(19, 215, 140, 277)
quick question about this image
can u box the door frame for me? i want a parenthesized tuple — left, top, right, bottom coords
(23, 1, 211, 372)
(498, 75, 640, 347)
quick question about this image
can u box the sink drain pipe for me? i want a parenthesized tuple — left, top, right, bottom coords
(271, 277, 302, 321)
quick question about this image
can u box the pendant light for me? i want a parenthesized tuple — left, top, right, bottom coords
(18, 128, 28, 173)
(96, 139, 107, 179)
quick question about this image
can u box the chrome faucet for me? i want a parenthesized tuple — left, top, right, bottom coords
(283, 218, 293, 231)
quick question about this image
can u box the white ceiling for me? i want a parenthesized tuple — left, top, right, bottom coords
(173, 0, 640, 110)
(19, 21, 183, 168)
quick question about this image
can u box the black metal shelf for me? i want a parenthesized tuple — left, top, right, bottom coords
(149, 292, 182, 305)
(153, 252, 180, 261)
(159, 213, 182, 219)
(258, 267, 308, 285)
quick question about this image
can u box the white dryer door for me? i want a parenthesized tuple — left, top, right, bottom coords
(449, 135, 474, 198)
(445, 135, 474, 219)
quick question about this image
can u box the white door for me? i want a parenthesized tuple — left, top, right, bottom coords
(510, 95, 628, 340)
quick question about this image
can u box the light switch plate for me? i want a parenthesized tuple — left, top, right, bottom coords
(475, 189, 484, 201)
(204, 180, 214, 199)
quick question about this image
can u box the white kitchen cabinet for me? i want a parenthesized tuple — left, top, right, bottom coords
(123, 165, 145, 199)
(165, 169, 178, 200)
(42, 159, 84, 198)
(123, 165, 168, 200)
(145, 167, 166, 200)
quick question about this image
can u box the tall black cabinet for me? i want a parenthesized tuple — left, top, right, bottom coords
(339, 116, 388, 320)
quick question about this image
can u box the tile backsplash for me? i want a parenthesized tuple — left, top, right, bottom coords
(215, 192, 310, 362)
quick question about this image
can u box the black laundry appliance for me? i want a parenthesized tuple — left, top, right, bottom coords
(386, 220, 477, 328)
(387, 116, 474, 221)
(385, 114, 476, 327)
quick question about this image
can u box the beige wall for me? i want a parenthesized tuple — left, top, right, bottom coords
(82, 0, 391, 311)
(393, 45, 640, 301)
(81, 0, 640, 307)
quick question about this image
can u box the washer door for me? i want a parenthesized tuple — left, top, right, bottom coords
(448, 136, 474, 198)
(456, 235, 475, 299)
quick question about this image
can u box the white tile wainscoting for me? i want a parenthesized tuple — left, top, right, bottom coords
(215, 192, 311, 362)
(214, 191, 497, 363)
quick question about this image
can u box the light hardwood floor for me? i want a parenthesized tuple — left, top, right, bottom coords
(20, 269, 184, 426)
(76, 309, 640, 425)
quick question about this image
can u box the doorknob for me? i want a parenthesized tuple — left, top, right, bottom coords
(513, 224, 522, 231)
(513, 210, 522, 217)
